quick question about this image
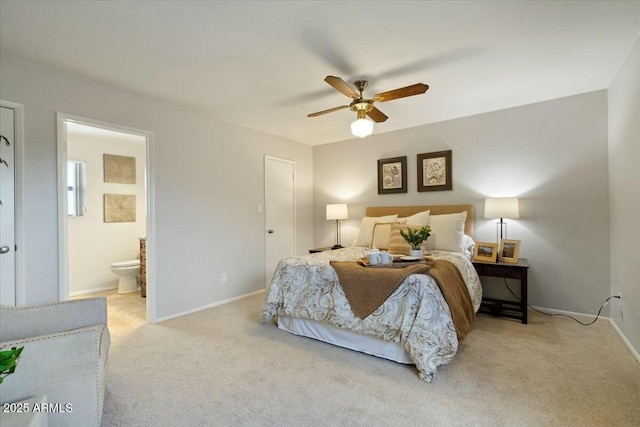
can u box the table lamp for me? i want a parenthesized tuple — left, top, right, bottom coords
(484, 197, 519, 242)
(326, 204, 348, 249)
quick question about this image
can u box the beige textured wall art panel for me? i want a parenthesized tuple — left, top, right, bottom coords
(104, 194, 136, 222)
(104, 154, 136, 184)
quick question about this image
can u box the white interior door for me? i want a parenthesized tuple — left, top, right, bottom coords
(264, 156, 295, 287)
(0, 106, 16, 305)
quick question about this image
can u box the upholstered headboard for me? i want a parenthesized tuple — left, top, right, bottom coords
(365, 205, 474, 236)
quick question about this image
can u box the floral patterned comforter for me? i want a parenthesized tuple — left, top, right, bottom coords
(260, 247, 482, 382)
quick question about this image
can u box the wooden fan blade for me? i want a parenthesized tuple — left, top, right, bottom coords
(366, 106, 388, 123)
(325, 76, 359, 99)
(374, 83, 429, 102)
(307, 105, 349, 117)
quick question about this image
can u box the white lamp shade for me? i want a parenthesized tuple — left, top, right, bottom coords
(326, 203, 348, 220)
(484, 197, 520, 219)
(350, 118, 374, 138)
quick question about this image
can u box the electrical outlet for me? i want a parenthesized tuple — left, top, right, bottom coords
(220, 273, 227, 284)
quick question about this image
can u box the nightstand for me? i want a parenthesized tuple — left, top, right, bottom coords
(472, 258, 530, 324)
(308, 247, 333, 254)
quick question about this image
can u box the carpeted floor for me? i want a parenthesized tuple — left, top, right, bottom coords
(98, 290, 640, 426)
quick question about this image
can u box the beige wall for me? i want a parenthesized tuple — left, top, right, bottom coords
(313, 91, 610, 315)
(608, 37, 640, 356)
(67, 130, 146, 295)
(0, 56, 314, 320)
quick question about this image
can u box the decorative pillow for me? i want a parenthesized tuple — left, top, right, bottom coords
(388, 222, 418, 255)
(424, 212, 467, 253)
(370, 223, 391, 249)
(352, 214, 398, 247)
(398, 210, 430, 226)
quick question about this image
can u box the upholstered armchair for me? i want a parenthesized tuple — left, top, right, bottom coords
(0, 297, 110, 426)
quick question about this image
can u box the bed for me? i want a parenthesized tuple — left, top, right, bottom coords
(260, 205, 482, 382)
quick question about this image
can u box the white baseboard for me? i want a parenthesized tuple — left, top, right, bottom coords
(533, 305, 639, 365)
(531, 305, 610, 322)
(70, 285, 118, 297)
(608, 318, 640, 366)
(154, 289, 266, 323)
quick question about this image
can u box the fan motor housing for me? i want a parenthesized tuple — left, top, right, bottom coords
(350, 99, 373, 113)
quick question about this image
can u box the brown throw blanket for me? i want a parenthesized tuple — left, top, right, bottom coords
(425, 260, 476, 339)
(330, 260, 475, 339)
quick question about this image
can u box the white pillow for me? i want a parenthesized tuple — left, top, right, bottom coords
(463, 234, 475, 251)
(463, 234, 475, 258)
(424, 212, 467, 253)
(398, 210, 430, 226)
(352, 214, 398, 247)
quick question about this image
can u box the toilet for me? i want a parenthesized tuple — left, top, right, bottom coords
(110, 259, 140, 294)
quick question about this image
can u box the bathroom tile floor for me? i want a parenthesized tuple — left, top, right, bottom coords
(74, 289, 146, 339)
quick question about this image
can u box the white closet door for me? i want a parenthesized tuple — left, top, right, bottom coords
(264, 156, 295, 287)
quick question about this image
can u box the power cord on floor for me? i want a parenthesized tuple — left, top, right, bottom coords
(502, 279, 620, 326)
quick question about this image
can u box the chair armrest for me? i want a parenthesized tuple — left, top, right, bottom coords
(0, 324, 110, 427)
(0, 297, 107, 342)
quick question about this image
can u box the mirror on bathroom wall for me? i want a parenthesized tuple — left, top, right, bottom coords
(67, 159, 87, 217)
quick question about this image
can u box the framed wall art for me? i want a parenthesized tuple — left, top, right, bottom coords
(499, 239, 521, 263)
(472, 241, 498, 263)
(378, 156, 407, 194)
(417, 150, 452, 192)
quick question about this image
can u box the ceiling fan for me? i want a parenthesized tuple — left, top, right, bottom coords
(307, 75, 429, 137)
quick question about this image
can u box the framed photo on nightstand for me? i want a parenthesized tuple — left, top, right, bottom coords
(473, 242, 498, 263)
(499, 239, 521, 263)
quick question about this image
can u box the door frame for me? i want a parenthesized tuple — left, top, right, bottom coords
(263, 155, 296, 287)
(0, 100, 25, 305)
(56, 113, 158, 322)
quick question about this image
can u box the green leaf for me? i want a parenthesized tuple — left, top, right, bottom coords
(0, 346, 24, 383)
(400, 225, 431, 250)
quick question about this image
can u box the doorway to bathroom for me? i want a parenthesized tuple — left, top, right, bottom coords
(57, 114, 155, 322)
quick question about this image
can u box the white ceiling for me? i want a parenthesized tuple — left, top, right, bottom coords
(1, 1, 639, 146)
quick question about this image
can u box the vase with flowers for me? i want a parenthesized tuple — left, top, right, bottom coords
(400, 225, 431, 258)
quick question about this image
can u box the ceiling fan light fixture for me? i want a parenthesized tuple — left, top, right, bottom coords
(351, 117, 374, 138)
(308, 76, 428, 139)
(351, 110, 373, 138)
